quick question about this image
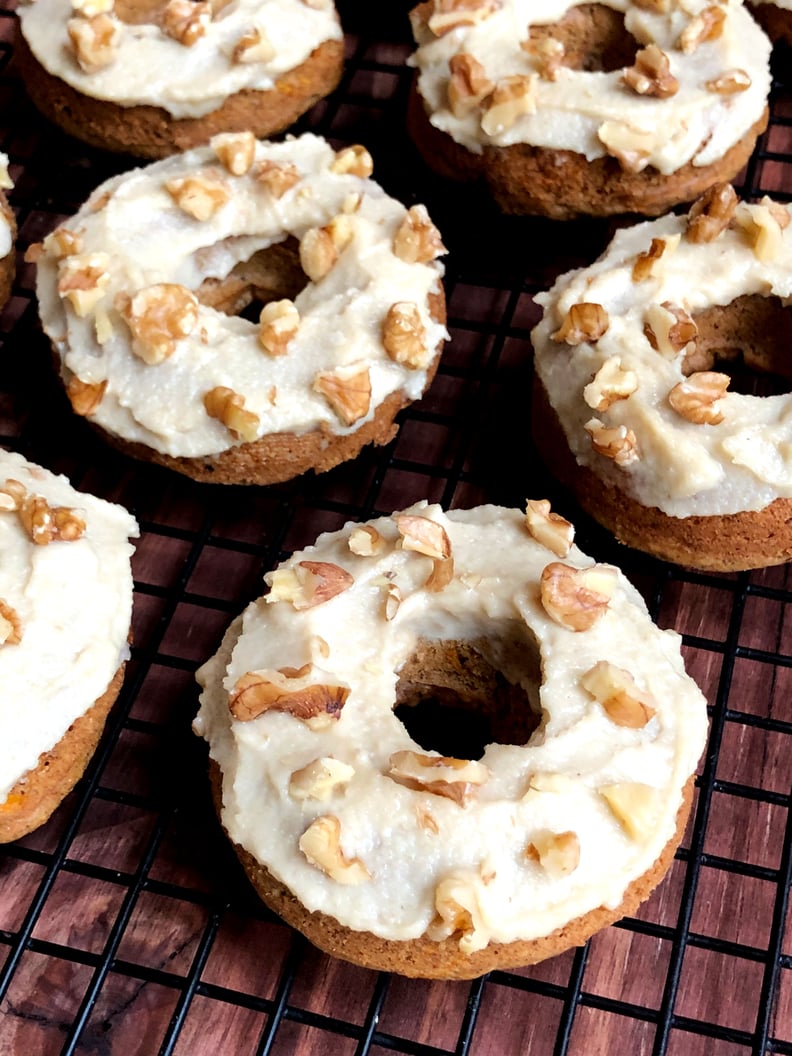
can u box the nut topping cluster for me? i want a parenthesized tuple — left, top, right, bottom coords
(388, 750, 490, 806)
(229, 668, 349, 726)
(0, 478, 86, 546)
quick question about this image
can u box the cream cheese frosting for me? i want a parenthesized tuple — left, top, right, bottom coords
(0, 450, 138, 803)
(194, 502, 707, 952)
(408, 0, 771, 174)
(17, 0, 343, 119)
(532, 193, 792, 519)
(34, 133, 448, 460)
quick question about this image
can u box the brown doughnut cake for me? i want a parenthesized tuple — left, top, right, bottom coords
(194, 503, 708, 979)
(0, 450, 138, 843)
(31, 133, 448, 486)
(748, 1, 792, 47)
(407, 0, 772, 219)
(531, 185, 792, 572)
(15, 0, 344, 159)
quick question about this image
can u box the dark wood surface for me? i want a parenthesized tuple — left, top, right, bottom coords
(1, 3, 791, 1054)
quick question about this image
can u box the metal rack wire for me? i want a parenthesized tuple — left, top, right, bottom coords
(1, 2, 791, 1053)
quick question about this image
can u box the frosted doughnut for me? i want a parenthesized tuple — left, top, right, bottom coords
(32, 133, 448, 485)
(531, 185, 792, 571)
(194, 501, 707, 979)
(0, 450, 138, 843)
(16, 0, 344, 158)
(407, 0, 771, 218)
(0, 153, 15, 313)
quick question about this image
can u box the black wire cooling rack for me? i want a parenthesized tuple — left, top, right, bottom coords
(1, 3, 792, 1053)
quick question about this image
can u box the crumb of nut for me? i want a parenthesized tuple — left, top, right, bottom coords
(704, 68, 751, 94)
(162, 0, 211, 45)
(393, 205, 446, 264)
(289, 757, 355, 802)
(124, 283, 199, 364)
(67, 12, 119, 72)
(539, 561, 615, 631)
(383, 580, 401, 620)
(0, 600, 22, 646)
(623, 44, 678, 98)
(314, 366, 371, 424)
(580, 660, 656, 728)
(760, 196, 791, 231)
(416, 805, 440, 834)
(67, 376, 107, 416)
(44, 227, 84, 260)
(259, 299, 299, 356)
(552, 302, 609, 345)
(211, 131, 256, 176)
(525, 499, 574, 558)
(57, 252, 111, 317)
(583, 357, 638, 412)
(668, 371, 729, 425)
(254, 160, 301, 197)
(481, 74, 537, 136)
(203, 386, 259, 441)
(299, 815, 371, 884)
(388, 750, 490, 806)
(232, 26, 276, 62)
(165, 174, 230, 221)
(330, 144, 374, 179)
(266, 560, 354, 610)
(644, 301, 697, 358)
(426, 0, 502, 37)
(348, 524, 384, 557)
(521, 36, 565, 81)
(632, 234, 680, 283)
(677, 5, 725, 53)
(382, 302, 429, 369)
(0, 480, 25, 512)
(734, 202, 787, 263)
(584, 419, 640, 467)
(687, 183, 737, 243)
(24, 243, 44, 265)
(229, 668, 349, 724)
(598, 120, 654, 174)
(525, 830, 580, 878)
(447, 52, 494, 117)
(600, 782, 658, 841)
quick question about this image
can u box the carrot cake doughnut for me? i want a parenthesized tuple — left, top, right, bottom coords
(0, 450, 138, 843)
(0, 153, 15, 312)
(531, 184, 792, 571)
(194, 501, 708, 979)
(31, 133, 448, 485)
(15, 0, 344, 158)
(748, 0, 792, 47)
(407, 0, 772, 219)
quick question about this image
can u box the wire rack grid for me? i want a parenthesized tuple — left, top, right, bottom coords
(1, 2, 792, 1054)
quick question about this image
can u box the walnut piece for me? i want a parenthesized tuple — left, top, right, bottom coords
(67, 13, 119, 72)
(124, 283, 199, 364)
(580, 660, 656, 728)
(687, 182, 737, 243)
(668, 371, 729, 425)
(704, 68, 751, 94)
(258, 299, 299, 357)
(677, 5, 725, 53)
(231, 26, 275, 63)
(393, 205, 446, 264)
(395, 513, 454, 592)
(266, 560, 354, 610)
(17, 492, 86, 546)
(298, 815, 371, 884)
(539, 562, 615, 631)
(447, 52, 494, 117)
(632, 234, 680, 282)
(289, 757, 355, 801)
(57, 252, 111, 316)
(211, 131, 256, 176)
(300, 216, 354, 282)
(584, 419, 640, 467)
(388, 750, 490, 806)
(348, 524, 384, 556)
(426, 871, 489, 953)
(44, 227, 84, 260)
(552, 302, 609, 344)
(254, 160, 301, 198)
(623, 44, 678, 98)
(203, 386, 260, 441)
(162, 0, 211, 45)
(382, 302, 429, 369)
(600, 782, 658, 841)
(229, 668, 349, 725)
(480, 75, 537, 136)
(583, 357, 638, 412)
(165, 174, 230, 221)
(734, 201, 788, 263)
(67, 376, 107, 416)
(597, 121, 654, 173)
(521, 36, 565, 81)
(0, 600, 22, 646)
(329, 144, 374, 179)
(644, 301, 697, 358)
(314, 366, 371, 425)
(426, 0, 501, 36)
(525, 498, 574, 558)
(525, 830, 580, 878)
(383, 580, 402, 620)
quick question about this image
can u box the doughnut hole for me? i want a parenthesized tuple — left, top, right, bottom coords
(196, 237, 306, 320)
(687, 294, 792, 398)
(394, 634, 543, 762)
(527, 3, 638, 74)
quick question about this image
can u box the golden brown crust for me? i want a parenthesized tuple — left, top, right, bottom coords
(210, 760, 694, 979)
(407, 83, 769, 220)
(14, 31, 344, 159)
(0, 662, 125, 843)
(0, 191, 15, 313)
(531, 374, 792, 572)
(748, 2, 792, 48)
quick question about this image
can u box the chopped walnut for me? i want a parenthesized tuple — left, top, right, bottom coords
(632, 234, 679, 282)
(677, 5, 725, 53)
(230, 668, 349, 724)
(623, 44, 678, 98)
(416, 805, 440, 834)
(0, 480, 25, 512)
(525, 830, 580, 878)
(203, 386, 260, 441)
(383, 580, 402, 620)
(584, 419, 640, 467)
(299, 815, 371, 884)
(211, 131, 256, 176)
(393, 205, 446, 264)
(0, 600, 22, 646)
(348, 524, 384, 556)
(266, 560, 354, 610)
(521, 36, 565, 81)
(734, 201, 787, 263)
(600, 782, 658, 841)
(17, 493, 86, 546)
(382, 302, 429, 369)
(447, 52, 494, 118)
(67, 13, 119, 72)
(44, 227, 84, 260)
(552, 302, 609, 345)
(124, 283, 199, 364)
(258, 299, 299, 357)
(644, 301, 697, 358)
(254, 160, 301, 198)
(525, 498, 574, 558)
(583, 357, 638, 412)
(580, 660, 656, 728)
(668, 371, 729, 425)
(67, 376, 107, 416)
(57, 252, 111, 316)
(314, 366, 371, 424)
(426, 0, 502, 37)
(687, 182, 737, 243)
(388, 750, 490, 806)
(539, 561, 615, 631)
(760, 195, 791, 231)
(426, 871, 489, 953)
(162, 0, 211, 45)
(704, 68, 751, 94)
(289, 757, 355, 801)
(480, 75, 537, 136)
(395, 513, 453, 592)
(597, 121, 654, 174)
(299, 217, 353, 282)
(231, 26, 276, 63)
(165, 174, 230, 221)
(330, 144, 374, 179)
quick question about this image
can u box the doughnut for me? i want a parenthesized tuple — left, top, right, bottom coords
(0, 153, 16, 312)
(194, 501, 708, 979)
(15, 0, 344, 158)
(407, 0, 771, 219)
(531, 184, 792, 572)
(748, 0, 792, 46)
(31, 133, 448, 486)
(0, 450, 138, 843)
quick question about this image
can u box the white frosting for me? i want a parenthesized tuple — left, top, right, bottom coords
(18, 0, 342, 119)
(195, 503, 707, 950)
(0, 450, 138, 803)
(409, 0, 770, 174)
(35, 133, 447, 459)
(532, 199, 792, 518)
